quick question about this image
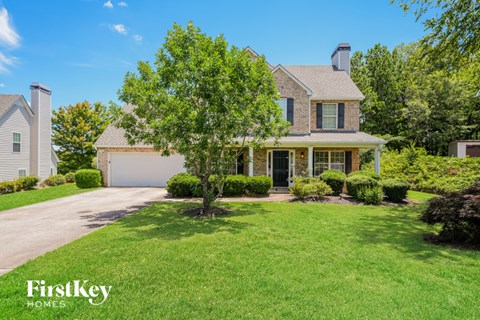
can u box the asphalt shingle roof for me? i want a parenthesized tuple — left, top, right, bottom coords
(283, 65, 365, 100)
(0, 94, 22, 118)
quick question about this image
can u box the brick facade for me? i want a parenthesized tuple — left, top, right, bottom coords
(310, 100, 360, 131)
(273, 69, 310, 134)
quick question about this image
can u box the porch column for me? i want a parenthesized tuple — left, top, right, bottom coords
(248, 147, 254, 177)
(374, 146, 381, 174)
(308, 146, 313, 177)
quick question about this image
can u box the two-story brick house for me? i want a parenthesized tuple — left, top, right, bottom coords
(95, 43, 385, 187)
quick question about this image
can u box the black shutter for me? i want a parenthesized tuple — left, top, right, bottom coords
(345, 151, 352, 174)
(287, 98, 294, 125)
(237, 153, 244, 175)
(316, 103, 323, 128)
(338, 103, 345, 129)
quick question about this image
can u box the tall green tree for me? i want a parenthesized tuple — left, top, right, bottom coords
(392, 0, 480, 66)
(52, 101, 111, 174)
(116, 22, 288, 215)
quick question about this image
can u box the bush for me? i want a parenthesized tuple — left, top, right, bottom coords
(75, 169, 102, 188)
(16, 175, 40, 190)
(319, 170, 346, 196)
(43, 174, 66, 186)
(65, 172, 76, 183)
(359, 186, 384, 205)
(346, 175, 379, 200)
(421, 182, 480, 244)
(0, 181, 18, 194)
(348, 170, 381, 181)
(381, 179, 410, 202)
(289, 177, 333, 200)
(246, 175, 272, 195)
(166, 173, 201, 197)
(223, 175, 247, 196)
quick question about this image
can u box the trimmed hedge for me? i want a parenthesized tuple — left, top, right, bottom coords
(75, 169, 102, 188)
(246, 175, 272, 195)
(319, 170, 346, 196)
(0, 181, 17, 194)
(223, 175, 248, 196)
(16, 175, 40, 190)
(289, 177, 333, 200)
(166, 173, 201, 197)
(359, 186, 384, 205)
(43, 174, 66, 187)
(381, 179, 410, 202)
(346, 175, 379, 200)
(65, 172, 76, 183)
(348, 170, 381, 181)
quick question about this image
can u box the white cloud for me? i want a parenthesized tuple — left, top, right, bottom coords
(132, 34, 142, 44)
(0, 7, 20, 48)
(0, 83, 5, 88)
(103, 1, 114, 8)
(111, 24, 127, 35)
(118, 1, 128, 7)
(0, 51, 16, 74)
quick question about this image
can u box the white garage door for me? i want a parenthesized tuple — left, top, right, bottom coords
(110, 153, 186, 187)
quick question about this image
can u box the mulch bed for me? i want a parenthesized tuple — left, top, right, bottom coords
(183, 206, 230, 218)
(423, 234, 480, 251)
(290, 194, 417, 206)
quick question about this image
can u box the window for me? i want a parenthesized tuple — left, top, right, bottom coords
(18, 169, 26, 177)
(314, 151, 345, 175)
(228, 151, 245, 175)
(13, 133, 21, 152)
(277, 98, 287, 119)
(322, 104, 337, 129)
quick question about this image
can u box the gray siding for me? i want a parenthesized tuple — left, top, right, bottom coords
(30, 88, 52, 181)
(0, 104, 32, 181)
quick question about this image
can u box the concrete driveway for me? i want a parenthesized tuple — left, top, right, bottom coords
(0, 187, 166, 276)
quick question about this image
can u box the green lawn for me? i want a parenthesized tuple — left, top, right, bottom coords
(0, 184, 98, 212)
(1, 192, 480, 319)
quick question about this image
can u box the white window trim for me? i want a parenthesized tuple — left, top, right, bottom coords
(322, 103, 338, 130)
(267, 149, 295, 187)
(18, 168, 27, 177)
(313, 150, 345, 176)
(12, 132, 21, 153)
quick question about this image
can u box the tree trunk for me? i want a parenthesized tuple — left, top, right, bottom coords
(200, 178, 212, 215)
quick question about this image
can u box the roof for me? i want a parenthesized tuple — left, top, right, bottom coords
(283, 65, 364, 100)
(0, 95, 22, 117)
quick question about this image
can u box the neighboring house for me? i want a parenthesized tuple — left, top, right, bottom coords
(95, 43, 385, 187)
(0, 83, 58, 181)
(449, 140, 480, 158)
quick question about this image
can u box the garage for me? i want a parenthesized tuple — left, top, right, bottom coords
(109, 153, 186, 187)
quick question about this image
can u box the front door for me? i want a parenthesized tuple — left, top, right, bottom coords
(272, 151, 289, 187)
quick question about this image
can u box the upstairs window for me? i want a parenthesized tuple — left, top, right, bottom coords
(277, 98, 287, 119)
(13, 133, 21, 152)
(322, 104, 337, 129)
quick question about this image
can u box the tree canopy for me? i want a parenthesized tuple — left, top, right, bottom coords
(116, 22, 288, 214)
(52, 101, 111, 174)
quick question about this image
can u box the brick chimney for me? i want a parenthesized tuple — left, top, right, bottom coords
(30, 82, 52, 180)
(331, 43, 351, 76)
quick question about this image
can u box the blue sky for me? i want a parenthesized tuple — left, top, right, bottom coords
(0, 0, 428, 109)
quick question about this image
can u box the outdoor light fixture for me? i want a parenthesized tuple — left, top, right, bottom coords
(301, 152, 305, 159)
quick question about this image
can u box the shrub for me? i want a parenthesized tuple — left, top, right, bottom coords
(223, 175, 247, 196)
(346, 175, 379, 200)
(360, 186, 384, 205)
(421, 182, 480, 244)
(319, 170, 346, 196)
(65, 172, 76, 183)
(75, 169, 102, 188)
(246, 175, 272, 195)
(166, 173, 201, 197)
(16, 175, 40, 190)
(0, 181, 18, 194)
(348, 170, 381, 181)
(289, 177, 333, 200)
(43, 174, 66, 186)
(381, 179, 410, 202)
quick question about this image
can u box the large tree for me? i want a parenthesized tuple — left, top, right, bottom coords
(392, 0, 480, 66)
(52, 101, 111, 174)
(116, 22, 288, 215)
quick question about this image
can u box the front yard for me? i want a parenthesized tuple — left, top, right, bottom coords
(0, 184, 98, 212)
(1, 192, 479, 319)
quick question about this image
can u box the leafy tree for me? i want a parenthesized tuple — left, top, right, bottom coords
(52, 101, 111, 174)
(392, 0, 480, 65)
(116, 22, 288, 215)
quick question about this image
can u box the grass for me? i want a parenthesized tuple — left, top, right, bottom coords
(1, 192, 480, 319)
(0, 184, 98, 212)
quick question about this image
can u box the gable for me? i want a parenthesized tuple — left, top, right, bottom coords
(273, 66, 312, 96)
(0, 95, 33, 121)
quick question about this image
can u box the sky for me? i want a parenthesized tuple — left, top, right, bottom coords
(0, 0, 429, 109)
